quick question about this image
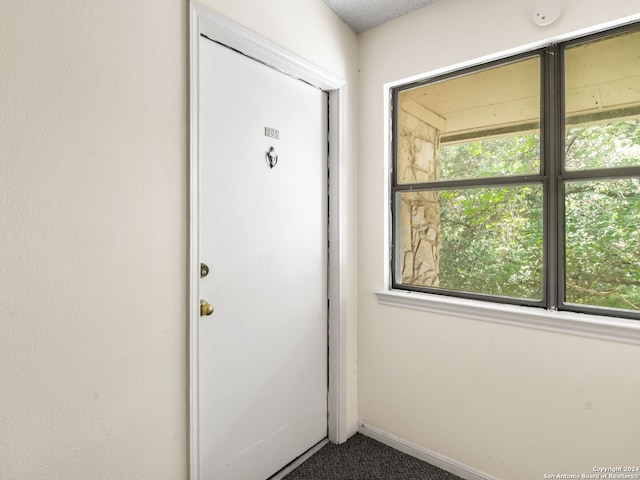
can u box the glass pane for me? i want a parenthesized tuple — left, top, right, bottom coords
(565, 120, 640, 170)
(564, 179, 640, 311)
(396, 184, 543, 300)
(439, 134, 540, 179)
(396, 56, 541, 184)
(565, 29, 640, 171)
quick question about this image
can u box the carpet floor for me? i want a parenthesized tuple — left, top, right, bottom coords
(282, 433, 463, 480)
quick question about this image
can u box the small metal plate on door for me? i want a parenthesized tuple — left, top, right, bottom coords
(265, 127, 279, 139)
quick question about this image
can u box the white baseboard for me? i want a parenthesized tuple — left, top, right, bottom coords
(358, 423, 502, 480)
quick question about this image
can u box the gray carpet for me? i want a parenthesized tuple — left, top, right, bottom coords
(282, 434, 463, 480)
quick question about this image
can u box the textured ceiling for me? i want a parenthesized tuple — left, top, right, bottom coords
(321, 0, 440, 33)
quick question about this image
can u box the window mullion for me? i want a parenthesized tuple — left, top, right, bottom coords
(394, 174, 543, 192)
(544, 45, 562, 311)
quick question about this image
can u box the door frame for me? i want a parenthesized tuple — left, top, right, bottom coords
(188, 2, 350, 479)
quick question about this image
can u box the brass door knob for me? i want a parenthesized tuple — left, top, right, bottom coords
(200, 300, 214, 316)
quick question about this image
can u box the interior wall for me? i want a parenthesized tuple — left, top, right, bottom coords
(357, 1, 640, 479)
(0, 1, 357, 479)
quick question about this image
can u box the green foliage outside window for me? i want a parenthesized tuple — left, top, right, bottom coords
(437, 136, 543, 300)
(435, 120, 640, 310)
(564, 121, 640, 310)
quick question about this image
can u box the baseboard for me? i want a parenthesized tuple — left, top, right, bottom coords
(358, 423, 501, 480)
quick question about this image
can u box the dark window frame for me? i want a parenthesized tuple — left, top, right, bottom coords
(390, 22, 640, 321)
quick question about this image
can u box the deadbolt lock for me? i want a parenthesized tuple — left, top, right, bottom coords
(200, 263, 210, 278)
(200, 300, 214, 316)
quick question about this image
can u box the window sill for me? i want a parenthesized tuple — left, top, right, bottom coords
(375, 290, 640, 345)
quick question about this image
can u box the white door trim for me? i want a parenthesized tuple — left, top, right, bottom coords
(188, 2, 350, 479)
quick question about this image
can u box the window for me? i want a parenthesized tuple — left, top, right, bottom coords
(391, 23, 640, 320)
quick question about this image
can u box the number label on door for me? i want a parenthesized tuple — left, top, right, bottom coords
(265, 127, 279, 139)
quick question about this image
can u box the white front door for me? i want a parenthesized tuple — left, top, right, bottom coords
(197, 37, 328, 480)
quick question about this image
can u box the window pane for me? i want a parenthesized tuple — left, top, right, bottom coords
(565, 29, 640, 171)
(397, 56, 541, 184)
(566, 120, 640, 171)
(396, 184, 543, 300)
(439, 134, 540, 179)
(564, 179, 640, 311)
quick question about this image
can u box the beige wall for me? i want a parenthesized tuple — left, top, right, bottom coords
(5, 0, 640, 478)
(358, 0, 640, 479)
(0, 1, 357, 479)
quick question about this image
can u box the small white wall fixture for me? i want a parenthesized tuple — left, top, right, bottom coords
(188, 2, 350, 479)
(532, 0, 562, 26)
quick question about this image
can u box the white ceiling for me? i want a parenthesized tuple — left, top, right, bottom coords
(321, 0, 440, 33)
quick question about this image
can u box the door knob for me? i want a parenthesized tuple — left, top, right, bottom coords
(200, 300, 214, 316)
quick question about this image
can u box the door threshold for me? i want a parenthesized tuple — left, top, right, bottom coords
(268, 438, 329, 480)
